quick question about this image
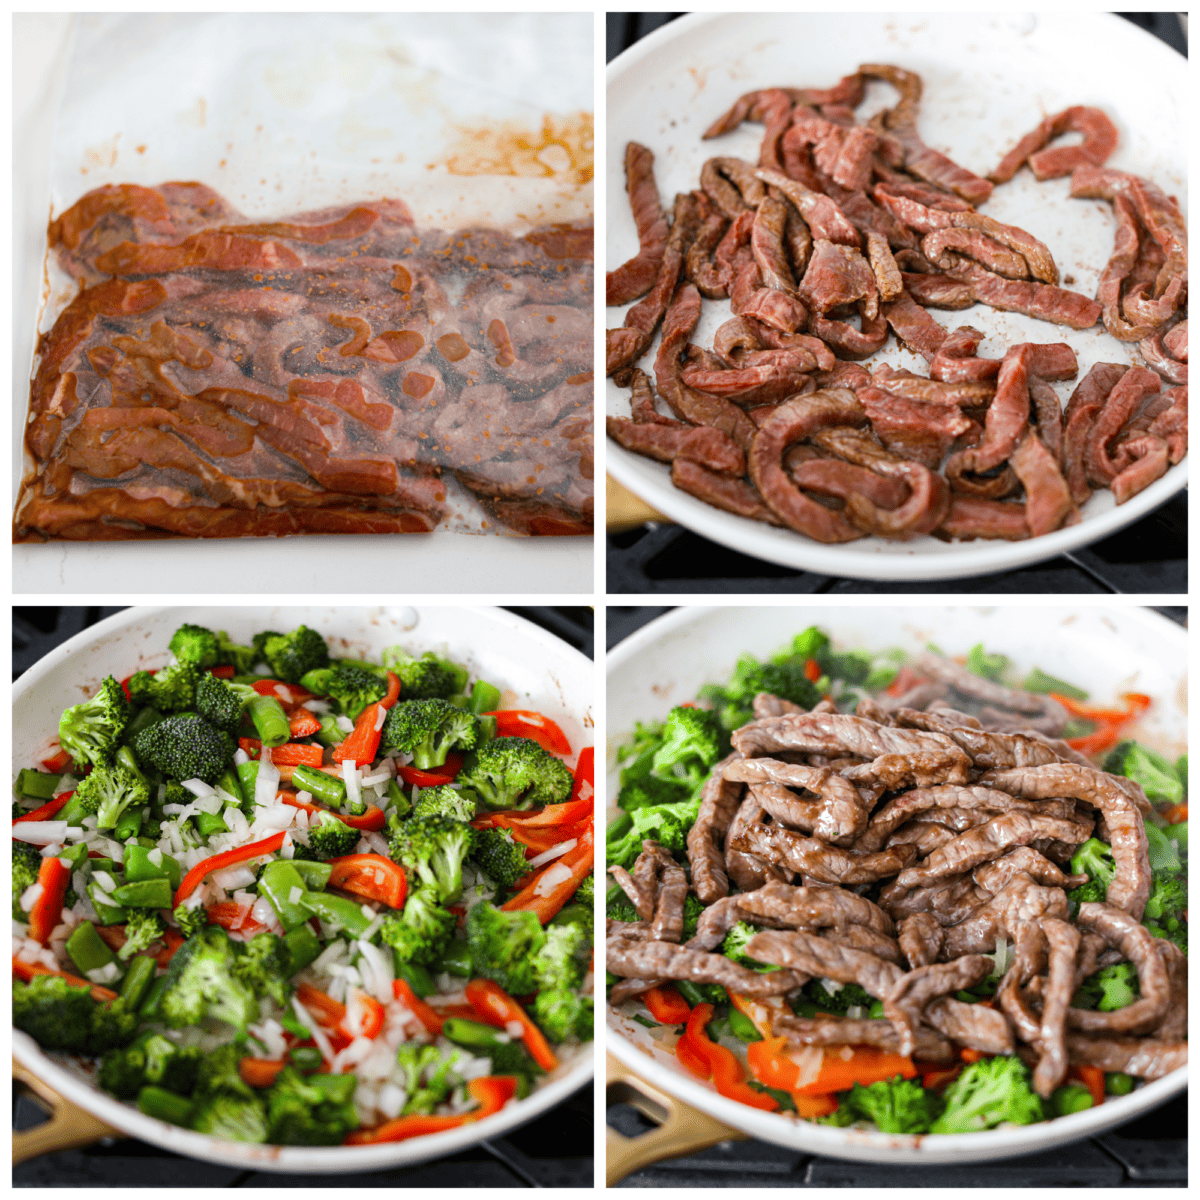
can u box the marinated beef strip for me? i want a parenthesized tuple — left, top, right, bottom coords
(670, 458, 783, 525)
(605, 416, 746, 475)
(607, 143, 671, 305)
(883, 955, 992, 1056)
(686, 752, 746, 903)
(649, 863, 689, 943)
(774, 1014, 956, 1061)
(18, 184, 593, 542)
(1064, 1034, 1187, 1080)
(725, 793, 789, 892)
(738, 880, 894, 936)
(724, 758, 870, 845)
(991, 107, 1119, 183)
(732, 822, 916, 885)
(606, 940, 806, 997)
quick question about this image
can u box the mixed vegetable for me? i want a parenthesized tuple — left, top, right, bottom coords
(14, 621, 593, 1147)
(607, 627, 1186, 1134)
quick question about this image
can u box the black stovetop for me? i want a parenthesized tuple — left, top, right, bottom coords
(605, 605, 1186, 1188)
(13, 606, 594, 1188)
(605, 12, 1187, 596)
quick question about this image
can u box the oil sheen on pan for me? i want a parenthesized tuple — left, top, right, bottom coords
(15, 182, 594, 542)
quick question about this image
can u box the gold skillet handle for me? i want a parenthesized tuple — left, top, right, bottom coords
(12, 1057, 125, 1165)
(606, 475, 674, 532)
(606, 1053, 745, 1186)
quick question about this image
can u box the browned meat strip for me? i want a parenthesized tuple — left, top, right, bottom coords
(732, 822, 916, 884)
(747, 928, 903, 997)
(897, 912, 944, 967)
(1140, 328, 1188, 386)
(824, 924, 904, 966)
(775, 1014, 956, 1061)
(752, 692, 806, 720)
(937, 496, 1031, 541)
(1110, 435, 1169, 504)
(948, 342, 1033, 473)
(841, 749, 974, 791)
(924, 227, 1030, 279)
(857, 784, 1044, 853)
(1032, 916, 1081, 1096)
(685, 894, 788, 952)
(607, 939, 806, 997)
(649, 864, 689, 943)
(1084, 365, 1161, 485)
(798, 239, 879, 317)
(880, 291, 950, 362)
(1062, 362, 1130, 502)
(686, 196, 732, 298)
(1164, 321, 1187, 361)
(1064, 1034, 1186, 1080)
(1011, 428, 1076, 537)
(921, 997, 1016, 1055)
(907, 653, 1070, 724)
(738, 880, 894, 936)
(753, 169, 861, 246)
(940, 874, 1071, 958)
(872, 364, 997, 407)
(703, 77, 866, 139)
(686, 752, 745, 902)
(700, 157, 766, 218)
(726, 793, 789, 892)
(944, 260, 1102, 329)
(983, 764, 1152, 917)
(973, 846, 1088, 893)
(865, 230, 904, 302)
(991, 107, 1119, 183)
(725, 757, 870, 845)
(884, 955, 991, 1055)
(752, 193, 798, 293)
(608, 143, 672, 305)
(670, 458, 782, 525)
(606, 416, 746, 475)
(840, 445, 951, 539)
(901, 271, 977, 310)
(880, 872, 994, 927)
(856, 385, 971, 471)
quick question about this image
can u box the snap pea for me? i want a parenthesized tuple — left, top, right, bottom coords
(283, 924, 323, 975)
(1105, 1072, 1135, 1096)
(110, 877, 174, 909)
(433, 940, 472, 977)
(119, 953, 158, 1008)
(394, 960, 437, 998)
(259, 861, 313, 932)
(297, 891, 375, 938)
(112, 806, 145, 842)
(56, 842, 89, 872)
(442, 1017, 508, 1049)
(315, 712, 347, 748)
(728, 1008, 762, 1042)
(124, 844, 182, 889)
(87, 880, 129, 925)
(291, 765, 347, 808)
(194, 810, 230, 837)
(15, 769, 60, 802)
(248, 694, 291, 748)
(237, 759, 261, 804)
(290, 1046, 323, 1072)
(467, 680, 502, 715)
(386, 779, 410, 817)
(139, 975, 168, 1019)
(65, 921, 118, 976)
(215, 767, 244, 805)
(289, 859, 333, 891)
(138, 1086, 194, 1127)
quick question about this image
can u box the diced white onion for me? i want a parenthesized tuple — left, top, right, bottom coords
(12, 821, 69, 846)
(527, 838, 577, 869)
(20, 883, 43, 913)
(147, 848, 163, 867)
(87, 961, 123, 985)
(356, 940, 394, 1004)
(336, 715, 355, 733)
(288, 886, 303, 906)
(180, 778, 215, 799)
(342, 761, 362, 812)
(531, 861, 573, 897)
(213, 865, 257, 891)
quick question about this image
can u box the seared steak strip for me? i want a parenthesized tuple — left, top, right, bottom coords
(774, 1014, 956, 1061)
(724, 758, 870, 845)
(686, 752, 745, 902)
(607, 143, 672, 306)
(737, 880, 895, 936)
(606, 939, 806, 997)
(883, 955, 992, 1056)
(732, 822, 917, 884)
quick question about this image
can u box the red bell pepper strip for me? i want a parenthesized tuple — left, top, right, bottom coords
(675, 1029, 712, 1079)
(918, 1064, 963, 1091)
(205, 901, 267, 937)
(1054, 692, 1152, 757)
(1162, 803, 1188, 824)
(40, 747, 74, 773)
(483, 710, 572, 755)
(1068, 1064, 1106, 1108)
(804, 658, 822, 682)
(500, 824, 593, 924)
(465, 978, 558, 1071)
(253, 679, 315, 705)
(333, 671, 400, 765)
(209, 665, 235, 680)
(240, 1057, 288, 1088)
(174, 832, 286, 906)
(288, 710, 322, 739)
(507, 819, 591, 857)
(327, 854, 407, 909)
(13, 956, 118, 1003)
(683, 1004, 779, 1111)
(239, 739, 325, 767)
(472, 796, 593, 830)
(344, 1076, 517, 1145)
(396, 754, 464, 787)
(296, 981, 347, 1028)
(13, 793, 72, 824)
(28, 856, 72, 944)
(278, 791, 387, 832)
(792, 1046, 917, 1096)
(642, 985, 691, 1025)
(569, 746, 594, 806)
(393, 978, 444, 1035)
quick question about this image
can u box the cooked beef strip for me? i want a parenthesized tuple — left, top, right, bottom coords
(878, 291, 951, 362)
(1062, 362, 1129, 502)
(1139, 328, 1187, 386)
(1011, 428, 1076, 537)
(747, 928, 903, 996)
(686, 752, 746, 903)
(732, 821, 917, 884)
(686, 197, 733, 298)
(1084, 365, 1162, 485)
(670, 458, 783, 525)
(608, 143, 672, 306)
(901, 271, 977, 309)
(1155, 941, 1188, 1042)
(725, 757, 870, 845)
(774, 1014, 956, 1061)
(856, 386, 970, 476)
(753, 169, 861, 246)
(608, 862, 654, 922)
(703, 77, 866, 139)
(857, 784, 1041, 853)
(824, 924, 905, 966)
(884, 955, 992, 1056)
(606, 939, 806, 996)
(1110, 435, 1170, 504)
(872, 363, 996, 407)
(649, 864, 689, 943)
(685, 893, 791, 953)
(752, 692, 806, 720)
(726, 792, 790, 891)
(906, 655, 1070, 726)
(1063, 1034, 1187, 1080)
(897, 912, 945, 967)
(738, 879, 895, 936)
(798, 239, 879, 317)
(841, 749, 972, 791)
(1065, 903, 1171, 1035)
(980, 764, 1152, 918)
(745, 781, 823, 836)
(1163, 320, 1187, 361)
(973, 846, 1088, 893)
(605, 416, 746, 475)
(1029, 916, 1081, 1096)
(991, 106, 1119, 184)
(943, 260, 1102, 329)
(1028, 375, 1066, 462)
(940, 873, 1072, 957)
(879, 872, 994, 927)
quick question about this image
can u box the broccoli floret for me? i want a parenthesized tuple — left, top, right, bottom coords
(533, 988, 593, 1043)
(168, 623, 220, 668)
(721, 921, 781, 973)
(58, 676, 131, 767)
(156, 931, 258, 1034)
(651, 706, 724, 789)
(465, 901, 546, 995)
(606, 889, 639, 924)
(681, 894, 705, 941)
(13, 974, 138, 1055)
(232, 932, 291, 1007)
(534, 923, 588, 992)
(264, 1068, 359, 1146)
(380, 699, 478, 770)
(412, 783, 477, 823)
(573, 873, 594, 908)
(119, 910, 165, 961)
(618, 773, 692, 815)
(389, 814, 476, 902)
(133, 714, 235, 785)
(929, 1055, 1044, 1133)
(100, 1032, 203, 1100)
(13, 842, 42, 922)
(964, 643, 1011, 682)
(172, 902, 209, 939)
(1144, 821, 1182, 872)
(457, 736, 574, 812)
(196, 1040, 257, 1101)
(194, 672, 257, 734)
(216, 631, 259, 675)
(71, 761, 150, 832)
(605, 793, 702, 871)
(260, 626, 330, 685)
(302, 811, 361, 860)
(1103, 740, 1185, 808)
(191, 1092, 268, 1143)
(1142, 869, 1187, 954)
(1066, 838, 1116, 908)
(801, 978, 875, 1015)
(1073, 962, 1140, 1011)
(381, 646, 469, 700)
(482, 1038, 543, 1090)
(699, 654, 822, 733)
(378, 886, 457, 966)
(840, 1074, 943, 1134)
(127, 661, 201, 714)
(395, 1043, 463, 1115)
(471, 827, 531, 893)
(299, 665, 388, 721)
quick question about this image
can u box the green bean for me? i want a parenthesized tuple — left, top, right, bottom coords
(290, 1046, 323, 1071)
(433, 940, 472, 977)
(138, 975, 168, 1019)
(315, 712, 347, 748)
(291, 765, 347, 808)
(110, 878, 174, 909)
(65, 922, 117, 976)
(283, 924, 323, 975)
(259, 861, 313, 932)
(442, 1017, 508, 1049)
(119, 953, 158, 1008)
(15, 769, 61, 802)
(138, 1086, 194, 1127)
(1049, 1084, 1093, 1116)
(248, 694, 291, 748)
(394, 960, 436, 997)
(728, 1008, 762, 1042)
(467, 681, 503, 715)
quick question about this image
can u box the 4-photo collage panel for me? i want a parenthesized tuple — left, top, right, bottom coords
(10, 9, 1187, 1192)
